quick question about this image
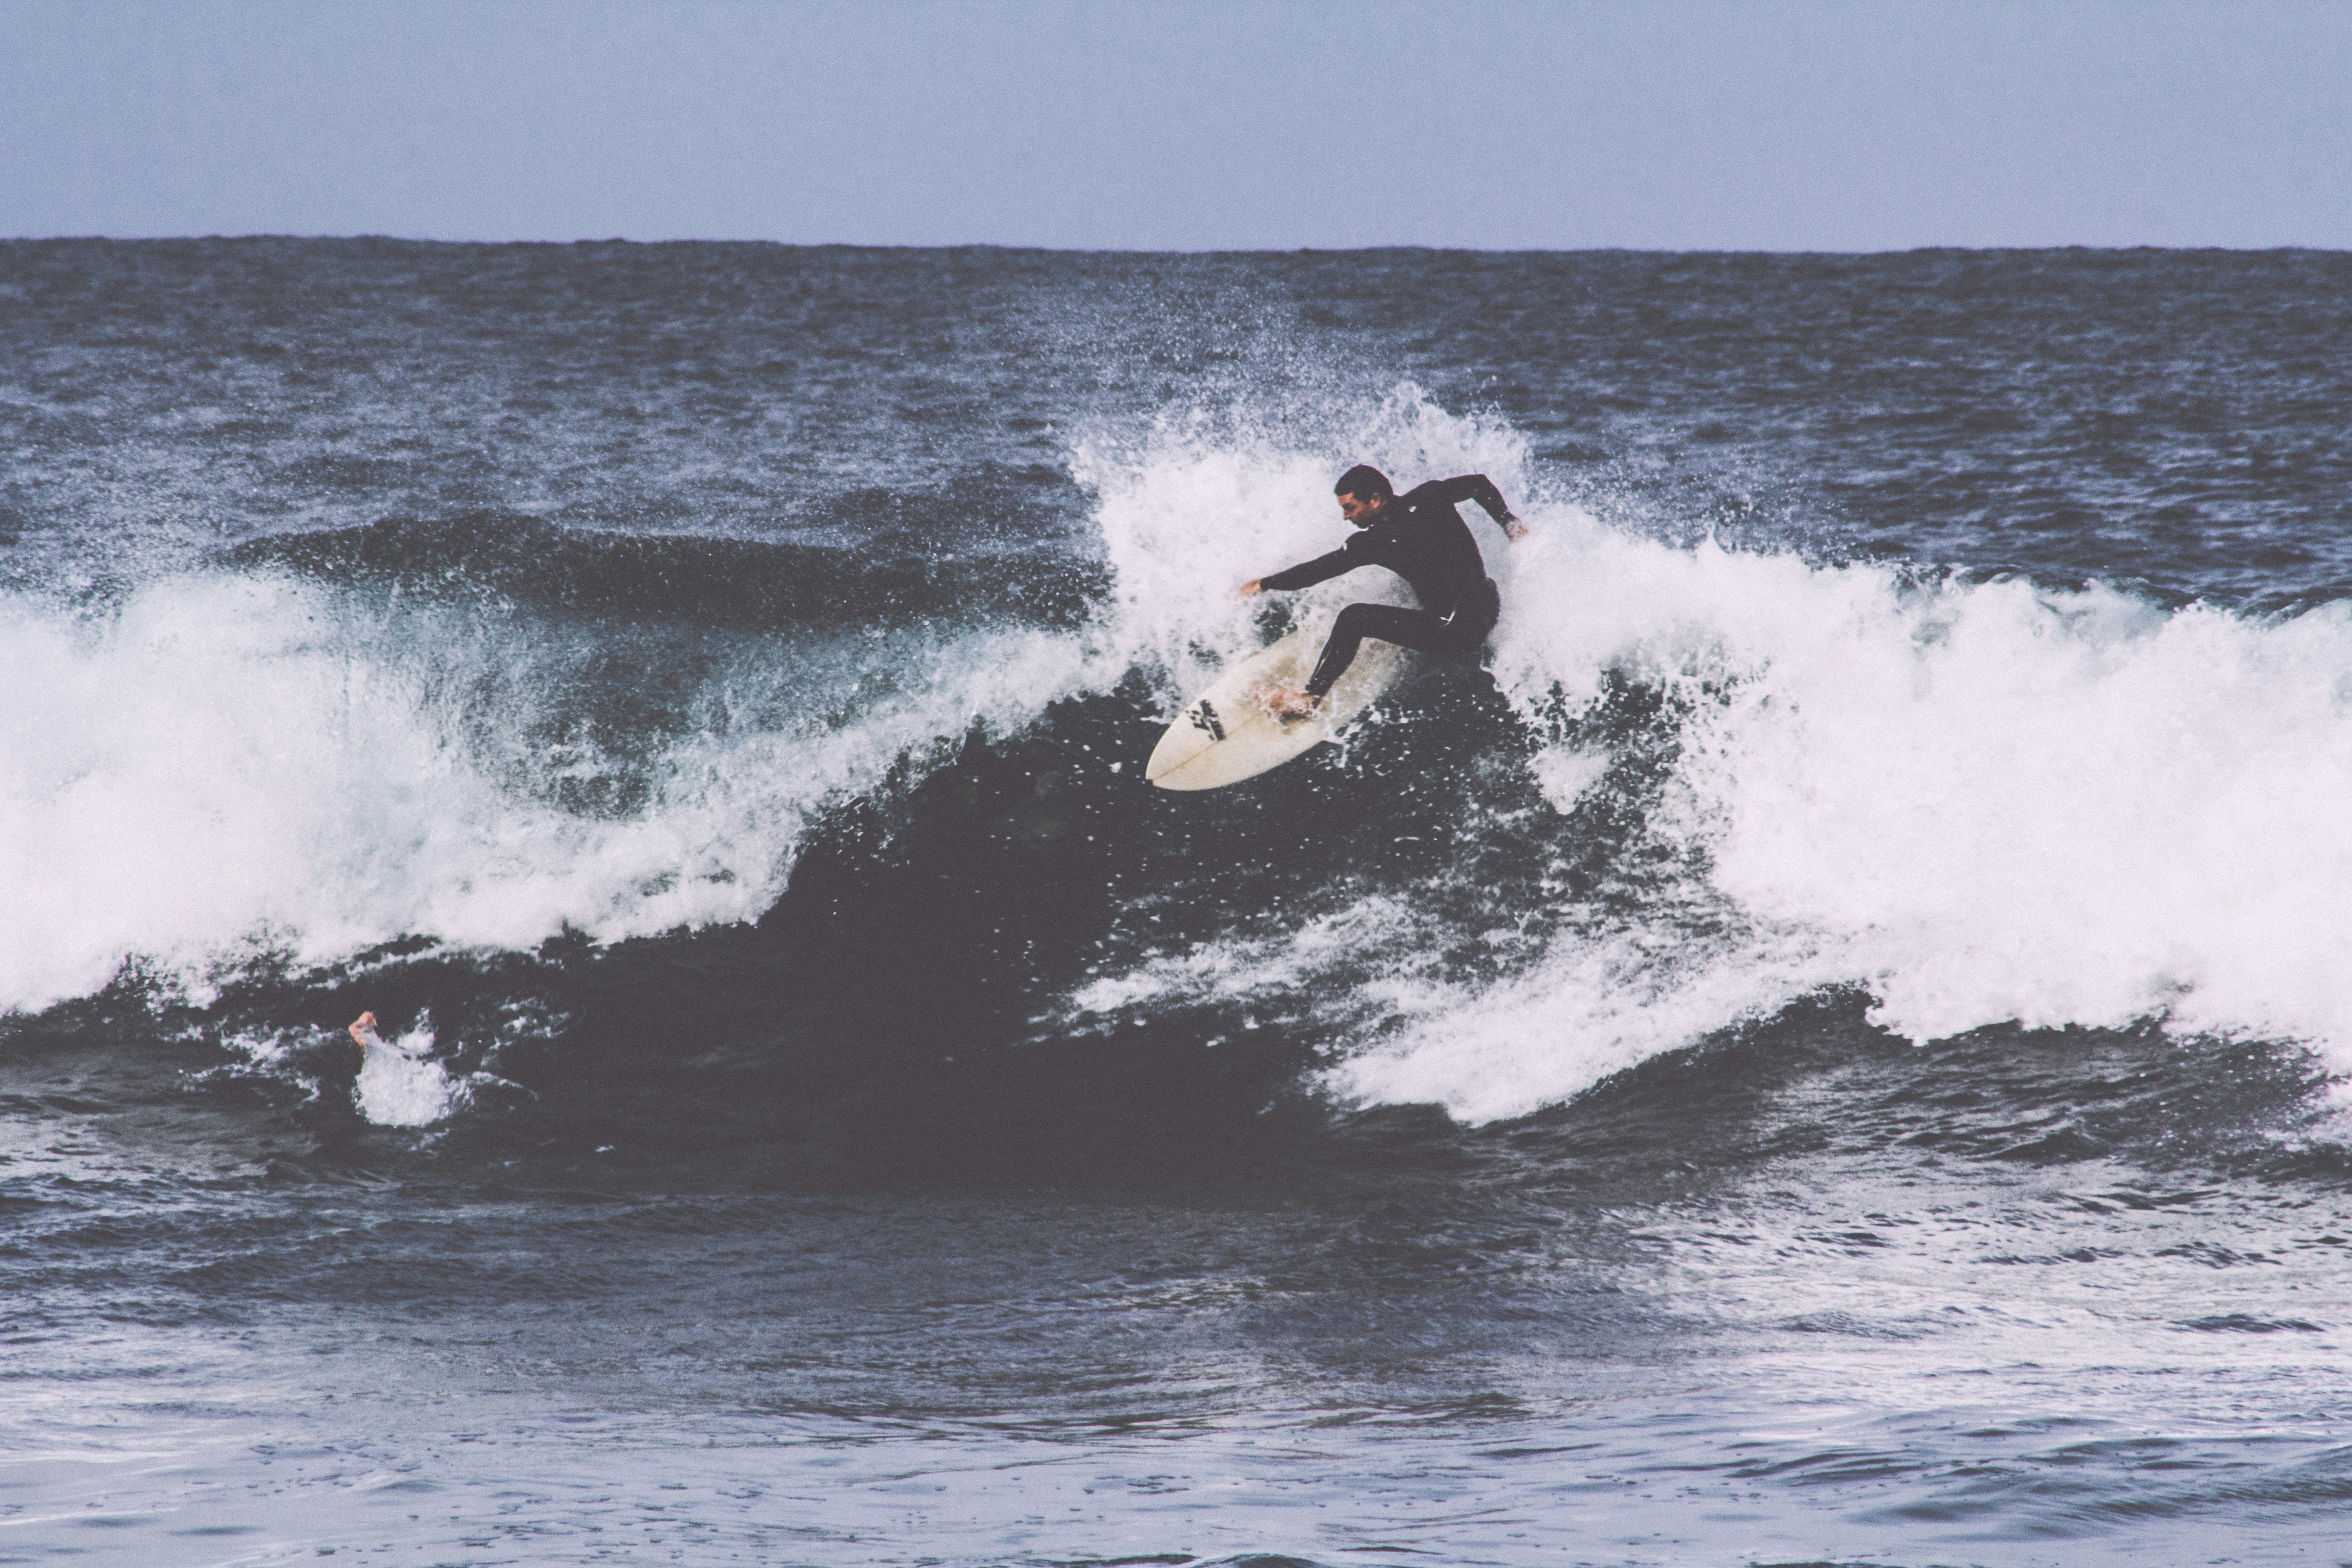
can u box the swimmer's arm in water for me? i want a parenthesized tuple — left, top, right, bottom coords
(348, 1011, 381, 1066)
(1420, 473, 1530, 541)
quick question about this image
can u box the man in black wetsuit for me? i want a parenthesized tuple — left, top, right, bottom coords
(1237, 464, 1528, 720)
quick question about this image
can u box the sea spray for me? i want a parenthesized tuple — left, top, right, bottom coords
(1073, 382, 1539, 706)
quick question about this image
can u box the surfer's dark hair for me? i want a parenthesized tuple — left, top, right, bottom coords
(1335, 464, 1393, 500)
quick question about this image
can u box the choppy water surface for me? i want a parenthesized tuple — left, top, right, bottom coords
(3, 240, 2349, 1566)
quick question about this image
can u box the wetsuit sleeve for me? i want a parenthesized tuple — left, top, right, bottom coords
(1417, 475, 1517, 532)
(1259, 544, 1358, 592)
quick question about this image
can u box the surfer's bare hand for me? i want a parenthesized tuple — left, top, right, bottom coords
(1505, 517, 1530, 542)
(1234, 579, 1263, 598)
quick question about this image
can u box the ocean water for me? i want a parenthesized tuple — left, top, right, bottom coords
(2, 239, 2349, 1567)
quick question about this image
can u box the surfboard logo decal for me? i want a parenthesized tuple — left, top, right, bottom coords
(1188, 700, 1226, 741)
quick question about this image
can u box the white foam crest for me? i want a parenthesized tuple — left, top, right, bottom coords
(1071, 383, 1538, 706)
(0, 574, 1089, 1014)
(1350, 512, 2352, 1121)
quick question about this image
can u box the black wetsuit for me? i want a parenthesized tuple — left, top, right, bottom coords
(1259, 475, 1514, 699)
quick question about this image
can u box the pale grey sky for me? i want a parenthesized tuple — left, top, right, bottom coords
(3, 0, 2346, 250)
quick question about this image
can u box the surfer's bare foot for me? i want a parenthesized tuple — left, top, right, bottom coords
(1259, 686, 1318, 724)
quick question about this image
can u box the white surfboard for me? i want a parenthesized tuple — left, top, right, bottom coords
(1145, 622, 1405, 791)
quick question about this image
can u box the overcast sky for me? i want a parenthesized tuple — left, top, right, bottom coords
(3, 0, 2345, 250)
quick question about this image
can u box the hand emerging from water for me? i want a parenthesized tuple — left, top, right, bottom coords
(1233, 578, 1264, 598)
(1504, 514, 1530, 542)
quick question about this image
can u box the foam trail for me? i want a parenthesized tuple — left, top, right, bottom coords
(0, 574, 1089, 1014)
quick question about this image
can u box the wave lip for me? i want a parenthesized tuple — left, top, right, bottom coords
(0, 569, 1091, 1017)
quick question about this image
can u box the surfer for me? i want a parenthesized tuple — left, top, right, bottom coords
(1236, 465, 1527, 720)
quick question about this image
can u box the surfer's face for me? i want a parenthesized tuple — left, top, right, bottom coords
(1337, 491, 1387, 527)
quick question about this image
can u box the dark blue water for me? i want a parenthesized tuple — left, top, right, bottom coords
(3, 240, 2349, 1566)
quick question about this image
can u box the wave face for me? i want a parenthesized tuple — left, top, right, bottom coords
(4, 244, 2352, 1123)
(5, 240, 2352, 1568)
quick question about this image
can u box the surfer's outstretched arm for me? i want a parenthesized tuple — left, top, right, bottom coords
(1237, 544, 1355, 599)
(1252, 545, 1359, 593)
